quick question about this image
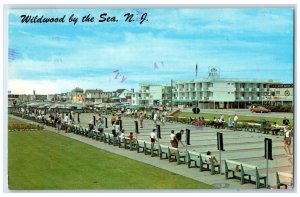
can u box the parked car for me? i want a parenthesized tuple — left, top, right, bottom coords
(251, 106, 271, 113)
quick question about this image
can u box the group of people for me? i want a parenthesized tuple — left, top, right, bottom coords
(191, 117, 205, 128)
(169, 130, 185, 148)
(148, 129, 186, 149)
(193, 114, 239, 131)
(110, 114, 136, 142)
(152, 110, 167, 126)
(209, 115, 225, 129)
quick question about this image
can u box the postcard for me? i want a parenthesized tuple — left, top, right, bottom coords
(5, 6, 295, 192)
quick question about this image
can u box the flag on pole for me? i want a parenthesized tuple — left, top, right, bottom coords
(196, 64, 198, 78)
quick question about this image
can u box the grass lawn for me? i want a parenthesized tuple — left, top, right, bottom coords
(177, 112, 293, 125)
(8, 130, 214, 190)
(8, 116, 29, 124)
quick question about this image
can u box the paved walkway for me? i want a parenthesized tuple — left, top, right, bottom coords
(181, 108, 293, 119)
(9, 114, 293, 190)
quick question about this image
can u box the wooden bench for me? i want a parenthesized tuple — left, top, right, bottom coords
(136, 140, 145, 153)
(144, 141, 159, 157)
(246, 123, 261, 132)
(95, 130, 102, 141)
(73, 125, 79, 135)
(241, 163, 267, 189)
(118, 136, 125, 148)
(159, 144, 169, 159)
(168, 147, 177, 162)
(276, 171, 293, 189)
(83, 128, 89, 137)
(124, 137, 137, 151)
(108, 134, 118, 146)
(91, 130, 98, 140)
(187, 151, 200, 168)
(225, 160, 242, 180)
(103, 132, 110, 143)
(167, 147, 186, 165)
(199, 154, 220, 175)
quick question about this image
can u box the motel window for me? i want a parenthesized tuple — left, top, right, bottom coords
(276, 91, 280, 95)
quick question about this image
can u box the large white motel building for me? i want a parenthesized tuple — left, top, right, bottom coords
(133, 70, 293, 109)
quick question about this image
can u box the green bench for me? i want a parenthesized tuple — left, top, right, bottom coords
(167, 147, 186, 165)
(276, 171, 293, 189)
(108, 134, 118, 146)
(103, 132, 110, 143)
(74, 125, 80, 135)
(82, 128, 89, 137)
(225, 160, 242, 180)
(124, 138, 137, 151)
(118, 136, 125, 148)
(168, 147, 177, 162)
(144, 141, 159, 157)
(136, 140, 145, 153)
(187, 151, 200, 168)
(241, 163, 267, 189)
(199, 154, 220, 175)
(158, 144, 169, 159)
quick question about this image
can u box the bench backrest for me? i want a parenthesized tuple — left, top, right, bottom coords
(108, 133, 114, 138)
(144, 141, 158, 149)
(188, 151, 200, 160)
(168, 147, 178, 155)
(200, 154, 216, 164)
(118, 135, 125, 142)
(225, 160, 242, 171)
(200, 154, 212, 159)
(137, 140, 145, 147)
(241, 163, 259, 177)
(159, 144, 169, 152)
(277, 171, 293, 179)
(241, 163, 257, 170)
(225, 160, 242, 166)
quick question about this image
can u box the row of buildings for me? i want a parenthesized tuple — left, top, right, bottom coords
(8, 70, 293, 109)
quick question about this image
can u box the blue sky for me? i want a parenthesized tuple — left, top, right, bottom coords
(8, 8, 294, 94)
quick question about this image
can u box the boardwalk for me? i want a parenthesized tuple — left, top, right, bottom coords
(10, 113, 294, 190)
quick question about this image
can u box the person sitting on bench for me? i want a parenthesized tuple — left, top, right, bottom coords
(272, 122, 280, 135)
(128, 132, 136, 143)
(210, 117, 217, 128)
(206, 151, 218, 164)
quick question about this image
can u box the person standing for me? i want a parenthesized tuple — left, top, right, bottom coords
(111, 114, 117, 125)
(139, 112, 144, 128)
(174, 130, 185, 148)
(151, 110, 155, 120)
(283, 126, 292, 155)
(56, 116, 62, 133)
(233, 114, 238, 131)
(153, 111, 158, 125)
(150, 129, 156, 148)
(64, 113, 69, 132)
(228, 116, 232, 129)
(283, 117, 290, 126)
(161, 111, 167, 126)
(170, 130, 175, 147)
(96, 119, 103, 133)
